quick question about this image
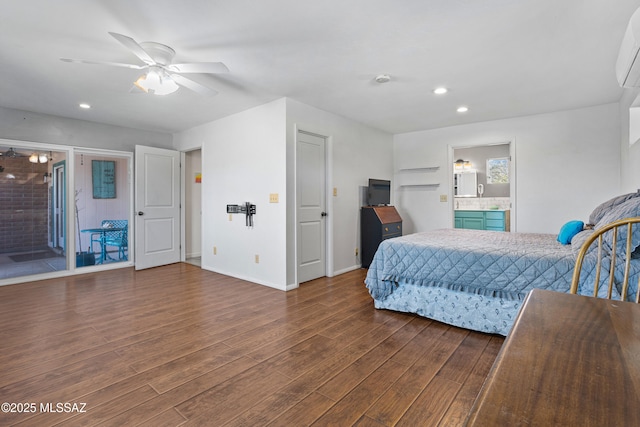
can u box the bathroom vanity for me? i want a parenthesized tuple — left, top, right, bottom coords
(454, 209, 510, 232)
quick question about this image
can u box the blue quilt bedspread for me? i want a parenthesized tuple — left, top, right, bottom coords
(365, 229, 599, 302)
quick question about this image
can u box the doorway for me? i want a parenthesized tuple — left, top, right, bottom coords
(184, 149, 202, 267)
(451, 142, 516, 230)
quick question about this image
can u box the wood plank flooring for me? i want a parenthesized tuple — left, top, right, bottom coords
(0, 264, 504, 426)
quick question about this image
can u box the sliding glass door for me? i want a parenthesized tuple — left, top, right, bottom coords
(0, 144, 68, 280)
(0, 142, 133, 283)
(74, 150, 132, 268)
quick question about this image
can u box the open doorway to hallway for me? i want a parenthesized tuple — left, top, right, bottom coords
(184, 149, 202, 266)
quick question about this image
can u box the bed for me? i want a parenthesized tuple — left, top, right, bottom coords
(364, 193, 640, 336)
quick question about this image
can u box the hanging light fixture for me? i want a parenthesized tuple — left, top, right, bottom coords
(134, 66, 179, 95)
(29, 153, 49, 163)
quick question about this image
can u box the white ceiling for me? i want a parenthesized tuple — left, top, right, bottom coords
(1, 0, 639, 135)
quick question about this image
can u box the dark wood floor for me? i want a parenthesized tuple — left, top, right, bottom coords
(0, 264, 504, 426)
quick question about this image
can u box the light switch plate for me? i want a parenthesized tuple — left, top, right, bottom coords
(440, 194, 447, 202)
(269, 193, 279, 203)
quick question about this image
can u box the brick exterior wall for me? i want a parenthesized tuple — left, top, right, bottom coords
(0, 157, 49, 253)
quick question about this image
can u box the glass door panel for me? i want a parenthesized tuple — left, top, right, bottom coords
(0, 145, 68, 280)
(74, 152, 131, 268)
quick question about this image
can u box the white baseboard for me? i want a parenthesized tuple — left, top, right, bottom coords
(200, 265, 287, 291)
(332, 264, 362, 276)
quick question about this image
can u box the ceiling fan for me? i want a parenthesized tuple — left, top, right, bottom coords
(61, 32, 229, 96)
(1, 148, 26, 158)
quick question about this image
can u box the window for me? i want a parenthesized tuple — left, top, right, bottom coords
(486, 157, 509, 184)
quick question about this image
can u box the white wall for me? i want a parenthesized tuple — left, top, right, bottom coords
(285, 99, 394, 283)
(174, 99, 288, 290)
(0, 106, 172, 151)
(394, 103, 621, 234)
(174, 97, 393, 290)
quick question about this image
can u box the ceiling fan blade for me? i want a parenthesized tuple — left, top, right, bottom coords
(108, 32, 155, 65)
(129, 84, 146, 93)
(169, 62, 229, 74)
(170, 74, 218, 96)
(3, 148, 26, 158)
(60, 58, 146, 70)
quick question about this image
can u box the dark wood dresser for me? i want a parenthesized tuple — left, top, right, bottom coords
(361, 206, 402, 268)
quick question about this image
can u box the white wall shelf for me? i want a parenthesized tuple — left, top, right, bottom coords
(396, 166, 440, 188)
(399, 183, 440, 189)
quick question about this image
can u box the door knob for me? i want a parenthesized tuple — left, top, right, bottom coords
(137, 211, 144, 216)
(321, 212, 328, 217)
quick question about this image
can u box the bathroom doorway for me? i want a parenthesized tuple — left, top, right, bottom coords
(452, 142, 515, 231)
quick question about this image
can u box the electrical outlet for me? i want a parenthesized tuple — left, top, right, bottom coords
(355, 248, 359, 256)
(440, 194, 448, 202)
(269, 193, 279, 203)
(213, 246, 217, 255)
(333, 187, 338, 197)
(255, 254, 259, 264)
(229, 214, 233, 221)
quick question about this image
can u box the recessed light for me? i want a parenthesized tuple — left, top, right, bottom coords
(457, 106, 469, 113)
(79, 103, 91, 109)
(433, 87, 448, 95)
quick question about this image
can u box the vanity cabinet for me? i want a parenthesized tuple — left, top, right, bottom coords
(455, 210, 510, 232)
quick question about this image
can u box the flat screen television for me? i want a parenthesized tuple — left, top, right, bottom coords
(367, 179, 391, 206)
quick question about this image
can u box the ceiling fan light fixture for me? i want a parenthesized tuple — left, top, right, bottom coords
(134, 68, 179, 96)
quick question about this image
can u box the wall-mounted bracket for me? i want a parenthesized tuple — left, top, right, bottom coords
(227, 202, 256, 227)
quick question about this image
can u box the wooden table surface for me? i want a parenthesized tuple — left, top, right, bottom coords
(465, 288, 640, 426)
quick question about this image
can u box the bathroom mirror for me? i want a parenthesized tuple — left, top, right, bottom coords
(454, 171, 477, 197)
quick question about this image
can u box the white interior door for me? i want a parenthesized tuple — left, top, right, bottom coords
(296, 131, 327, 283)
(135, 145, 181, 270)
